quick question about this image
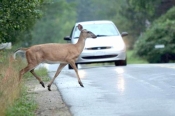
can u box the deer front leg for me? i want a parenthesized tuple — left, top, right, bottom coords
(69, 61, 84, 87)
(30, 69, 45, 88)
(47, 63, 67, 91)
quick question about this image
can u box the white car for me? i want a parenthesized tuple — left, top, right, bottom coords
(64, 20, 128, 69)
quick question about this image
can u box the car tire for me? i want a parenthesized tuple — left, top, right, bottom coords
(68, 63, 78, 69)
(114, 59, 127, 66)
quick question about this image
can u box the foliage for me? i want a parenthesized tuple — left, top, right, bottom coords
(118, 0, 175, 49)
(129, 0, 161, 17)
(115, 1, 147, 49)
(75, 0, 123, 21)
(2, 0, 175, 50)
(0, 0, 43, 44)
(30, 0, 77, 44)
(74, 0, 171, 49)
(75, 0, 136, 48)
(154, 6, 175, 23)
(134, 7, 175, 63)
(129, 0, 175, 20)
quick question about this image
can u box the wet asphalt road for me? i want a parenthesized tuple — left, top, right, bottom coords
(48, 64, 175, 116)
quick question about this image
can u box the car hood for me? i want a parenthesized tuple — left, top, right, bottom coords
(72, 36, 125, 48)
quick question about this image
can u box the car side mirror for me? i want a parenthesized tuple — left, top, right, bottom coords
(121, 32, 128, 37)
(64, 36, 71, 41)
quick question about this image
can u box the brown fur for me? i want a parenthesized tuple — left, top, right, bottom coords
(14, 24, 96, 91)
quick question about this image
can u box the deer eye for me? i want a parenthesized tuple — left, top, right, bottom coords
(87, 31, 91, 33)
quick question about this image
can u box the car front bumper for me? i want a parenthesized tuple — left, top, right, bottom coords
(76, 49, 126, 64)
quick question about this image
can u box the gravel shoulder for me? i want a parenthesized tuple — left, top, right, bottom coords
(26, 79, 71, 116)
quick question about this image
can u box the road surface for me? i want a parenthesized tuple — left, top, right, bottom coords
(47, 64, 175, 116)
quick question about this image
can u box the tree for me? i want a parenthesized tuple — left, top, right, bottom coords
(129, 0, 161, 16)
(117, 0, 175, 48)
(114, 0, 148, 49)
(75, 0, 124, 22)
(0, 0, 43, 44)
(31, 0, 77, 44)
(134, 7, 175, 63)
(129, 0, 175, 21)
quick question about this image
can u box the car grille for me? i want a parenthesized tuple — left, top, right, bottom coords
(85, 46, 111, 50)
(82, 55, 117, 59)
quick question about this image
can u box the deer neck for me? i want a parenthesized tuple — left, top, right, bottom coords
(75, 34, 86, 53)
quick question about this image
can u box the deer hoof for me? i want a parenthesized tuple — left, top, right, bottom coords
(47, 85, 51, 91)
(79, 81, 84, 87)
(40, 81, 45, 88)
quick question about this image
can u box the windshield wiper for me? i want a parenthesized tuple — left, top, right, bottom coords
(96, 35, 111, 37)
(74, 35, 111, 39)
(74, 37, 79, 39)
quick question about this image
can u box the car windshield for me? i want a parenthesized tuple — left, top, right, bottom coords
(73, 23, 120, 38)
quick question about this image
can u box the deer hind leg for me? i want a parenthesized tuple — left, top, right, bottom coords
(47, 63, 67, 91)
(19, 64, 36, 81)
(30, 69, 45, 88)
(69, 61, 84, 87)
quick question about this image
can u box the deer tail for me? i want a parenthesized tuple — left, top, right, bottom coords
(13, 48, 28, 59)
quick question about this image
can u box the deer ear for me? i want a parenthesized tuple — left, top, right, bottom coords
(77, 24, 83, 31)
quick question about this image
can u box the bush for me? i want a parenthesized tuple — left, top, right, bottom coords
(134, 7, 175, 63)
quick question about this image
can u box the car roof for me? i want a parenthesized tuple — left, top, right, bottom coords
(75, 20, 114, 26)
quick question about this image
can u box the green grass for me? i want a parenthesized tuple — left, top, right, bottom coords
(0, 49, 48, 116)
(35, 67, 49, 82)
(5, 86, 37, 116)
(0, 50, 22, 116)
(127, 50, 148, 64)
(5, 67, 49, 116)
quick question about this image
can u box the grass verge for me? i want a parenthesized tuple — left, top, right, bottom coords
(5, 86, 37, 116)
(0, 50, 48, 116)
(127, 50, 148, 64)
(0, 50, 22, 116)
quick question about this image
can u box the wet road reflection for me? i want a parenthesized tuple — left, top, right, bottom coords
(117, 76, 125, 95)
(78, 70, 86, 79)
(115, 68, 125, 95)
(48, 64, 175, 116)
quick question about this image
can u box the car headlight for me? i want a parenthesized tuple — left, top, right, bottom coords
(113, 42, 126, 51)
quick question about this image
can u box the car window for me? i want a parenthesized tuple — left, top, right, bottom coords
(73, 23, 120, 38)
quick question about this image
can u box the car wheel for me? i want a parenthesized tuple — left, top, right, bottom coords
(68, 63, 78, 69)
(114, 59, 127, 66)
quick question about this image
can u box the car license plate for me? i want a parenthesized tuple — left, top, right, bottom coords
(94, 51, 105, 56)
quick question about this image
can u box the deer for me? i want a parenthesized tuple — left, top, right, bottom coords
(13, 24, 96, 91)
